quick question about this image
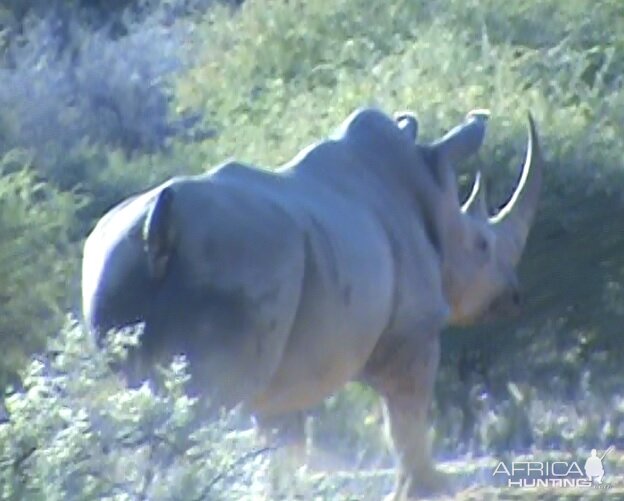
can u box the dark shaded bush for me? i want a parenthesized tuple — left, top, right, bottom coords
(0, 14, 193, 160)
(0, 0, 242, 35)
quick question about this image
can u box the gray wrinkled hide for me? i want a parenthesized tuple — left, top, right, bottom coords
(83, 106, 543, 497)
(83, 108, 450, 412)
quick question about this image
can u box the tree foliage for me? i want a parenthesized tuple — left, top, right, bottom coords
(0, 151, 78, 388)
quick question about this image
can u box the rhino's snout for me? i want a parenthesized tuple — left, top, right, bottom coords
(503, 286, 522, 311)
(486, 281, 523, 322)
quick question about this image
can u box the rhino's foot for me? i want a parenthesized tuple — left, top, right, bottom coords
(361, 329, 449, 500)
(255, 410, 310, 472)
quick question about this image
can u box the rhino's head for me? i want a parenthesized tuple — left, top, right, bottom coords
(411, 110, 543, 325)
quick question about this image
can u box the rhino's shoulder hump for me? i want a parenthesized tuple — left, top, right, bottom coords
(332, 107, 391, 137)
(335, 107, 405, 147)
(211, 160, 274, 181)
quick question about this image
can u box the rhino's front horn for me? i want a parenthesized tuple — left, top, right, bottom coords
(462, 170, 489, 220)
(490, 113, 543, 264)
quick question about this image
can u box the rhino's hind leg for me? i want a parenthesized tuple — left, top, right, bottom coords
(255, 411, 307, 456)
(252, 411, 310, 497)
(361, 330, 452, 499)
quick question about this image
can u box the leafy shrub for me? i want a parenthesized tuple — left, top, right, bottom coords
(0, 150, 79, 388)
(0, 322, 401, 500)
(0, 322, 271, 501)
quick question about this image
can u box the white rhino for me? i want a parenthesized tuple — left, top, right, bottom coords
(82, 107, 543, 498)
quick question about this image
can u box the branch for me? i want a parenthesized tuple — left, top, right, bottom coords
(137, 441, 156, 501)
(190, 446, 275, 501)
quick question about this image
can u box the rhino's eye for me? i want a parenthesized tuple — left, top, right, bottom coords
(476, 235, 489, 254)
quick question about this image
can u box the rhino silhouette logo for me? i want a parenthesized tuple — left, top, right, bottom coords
(584, 446, 614, 484)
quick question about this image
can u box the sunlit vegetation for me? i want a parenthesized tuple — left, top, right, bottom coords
(1, 0, 623, 498)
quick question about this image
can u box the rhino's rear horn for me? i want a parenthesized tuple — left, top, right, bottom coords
(462, 170, 489, 220)
(432, 109, 489, 166)
(394, 111, 419, 142)
(144, 187, 176, 280)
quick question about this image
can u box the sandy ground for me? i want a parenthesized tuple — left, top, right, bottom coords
(289, 449, 624, 500)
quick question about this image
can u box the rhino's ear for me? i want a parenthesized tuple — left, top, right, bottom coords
(394, 111, 419, 142)
(143, 187, 176, 281)
(432, 109, 489, 164)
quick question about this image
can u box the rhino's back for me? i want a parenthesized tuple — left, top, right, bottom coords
(207, 131, 449, 415)
(278, 109, 451, 353)
(207, 162, 397, 414)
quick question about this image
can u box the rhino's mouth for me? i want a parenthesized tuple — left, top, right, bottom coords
(480, 289, 523, 323)
(451, 288, 522, 326)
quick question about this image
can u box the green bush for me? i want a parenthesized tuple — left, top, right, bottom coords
(0, 322, 271, 501)
(0, 151, 79, 388)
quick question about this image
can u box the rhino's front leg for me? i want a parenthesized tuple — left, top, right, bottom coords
(362, 330, 451, 500)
